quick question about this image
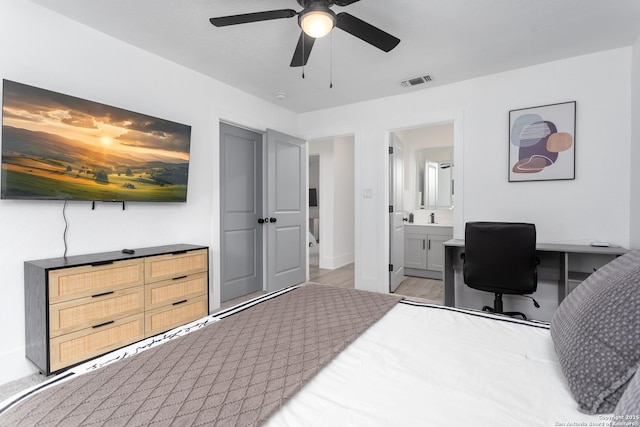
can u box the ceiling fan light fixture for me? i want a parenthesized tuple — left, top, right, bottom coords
(299, 9, 335, 38)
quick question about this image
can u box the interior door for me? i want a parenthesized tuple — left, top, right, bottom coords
(219, 122, 263, 302)
(265, 129, 307, 292)
(389, 140, 405, 291)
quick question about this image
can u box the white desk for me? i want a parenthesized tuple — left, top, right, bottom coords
(443, 239, 627, 319)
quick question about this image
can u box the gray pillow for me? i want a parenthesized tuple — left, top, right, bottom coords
(615, 372, 640, 419)
(550, 250, 640, 414)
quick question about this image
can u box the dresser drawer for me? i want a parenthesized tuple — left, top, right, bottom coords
(144, 249, 207, 283)
(49, 287, 145, 338)
(48, 259, 145, 304)
(145, 294, 208, 336)
(145, 272, 207, 310)
(49, 313, 145, 372)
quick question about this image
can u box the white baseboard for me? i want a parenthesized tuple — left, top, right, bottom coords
(320, 252, 354, 270)
(0, 348, 38, 386)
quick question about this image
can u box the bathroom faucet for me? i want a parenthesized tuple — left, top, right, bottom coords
(430, 213, 435, 223)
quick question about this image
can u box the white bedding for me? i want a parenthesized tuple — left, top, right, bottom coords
(265, 301, 606, 427)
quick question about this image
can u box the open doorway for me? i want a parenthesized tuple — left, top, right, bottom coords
(388, 122, 455, 304)
(307, 135, 356, 288)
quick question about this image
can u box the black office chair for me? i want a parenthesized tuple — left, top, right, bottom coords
(461, 222, 539, 320)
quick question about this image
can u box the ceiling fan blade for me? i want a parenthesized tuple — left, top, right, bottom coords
(210, 9, 297, 27)
(335, 12, 400, 52)
(333, 0, 361, 6)
(290, 31, 316, 67)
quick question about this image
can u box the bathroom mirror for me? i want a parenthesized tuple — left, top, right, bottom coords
(415, 147, 454, 209)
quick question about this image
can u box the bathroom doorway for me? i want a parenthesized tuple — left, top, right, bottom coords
(388, 122, 455, 304)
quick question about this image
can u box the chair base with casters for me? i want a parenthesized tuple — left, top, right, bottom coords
(479, 293, 534, 320)
(461, 221, 540, 321)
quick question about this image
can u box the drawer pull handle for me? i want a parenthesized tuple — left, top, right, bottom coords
(92, 291, 114, 298)
(172, 299, 188, 306)
(92, 320, 114, 329)
(172, 275, 188, 281)
(172, 250, 187, 255)
(91, 261, 114, 267)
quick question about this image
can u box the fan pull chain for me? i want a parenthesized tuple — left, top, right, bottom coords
(329, 31, 333, 88)
(302, 33, 306, 79)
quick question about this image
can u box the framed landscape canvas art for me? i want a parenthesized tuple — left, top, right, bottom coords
(509, 101, 576, 182)
(1, 80, 192, 202)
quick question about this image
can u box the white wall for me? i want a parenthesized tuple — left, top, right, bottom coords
(630, 35, 640, 249)
(298, 47, 633, 294)
(0, 0, 297, 384)
(462, 51, 631, 247)
(331, 136, 355, 267)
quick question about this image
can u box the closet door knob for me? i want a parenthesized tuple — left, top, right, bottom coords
(269, 217, 277, 223)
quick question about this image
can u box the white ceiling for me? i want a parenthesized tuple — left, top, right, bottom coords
(28, 0, 640, 114)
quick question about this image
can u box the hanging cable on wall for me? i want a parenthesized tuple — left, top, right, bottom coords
(62, 200, 69, 257)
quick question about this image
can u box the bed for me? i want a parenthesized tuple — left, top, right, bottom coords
(2, 251, 639, 426)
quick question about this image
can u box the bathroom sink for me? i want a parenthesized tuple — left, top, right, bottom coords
(406, 222, 452, 227)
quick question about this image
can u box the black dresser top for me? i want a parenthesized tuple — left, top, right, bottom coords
(25, 244, 208, 270)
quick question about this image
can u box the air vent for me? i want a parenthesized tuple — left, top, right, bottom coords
(400, 75, 433, 88)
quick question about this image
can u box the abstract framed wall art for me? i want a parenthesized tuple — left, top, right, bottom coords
(509, 101, 576, 182)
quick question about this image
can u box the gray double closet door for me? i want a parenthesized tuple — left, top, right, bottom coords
(220, 123, 307, 302)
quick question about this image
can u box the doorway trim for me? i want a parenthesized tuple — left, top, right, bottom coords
(382, 110, 465, 291)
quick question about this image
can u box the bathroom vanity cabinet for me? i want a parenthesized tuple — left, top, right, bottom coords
(404, 224, 453, 280)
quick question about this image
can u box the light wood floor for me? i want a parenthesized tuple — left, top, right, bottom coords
(217, 263, 444, 312)
(395, 275, 444, 303)
(310, 263, 443, 304)
(309, 263, 355, 288)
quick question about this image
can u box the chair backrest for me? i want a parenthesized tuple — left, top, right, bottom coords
(463, 222, 537, 294)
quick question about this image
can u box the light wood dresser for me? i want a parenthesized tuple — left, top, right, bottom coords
(25, 244, 209, 375)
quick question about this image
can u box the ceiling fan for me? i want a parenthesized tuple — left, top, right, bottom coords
(209, 0, 400, 67)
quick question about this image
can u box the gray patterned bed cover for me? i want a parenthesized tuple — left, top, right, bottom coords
(1, 284, 400, 426)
